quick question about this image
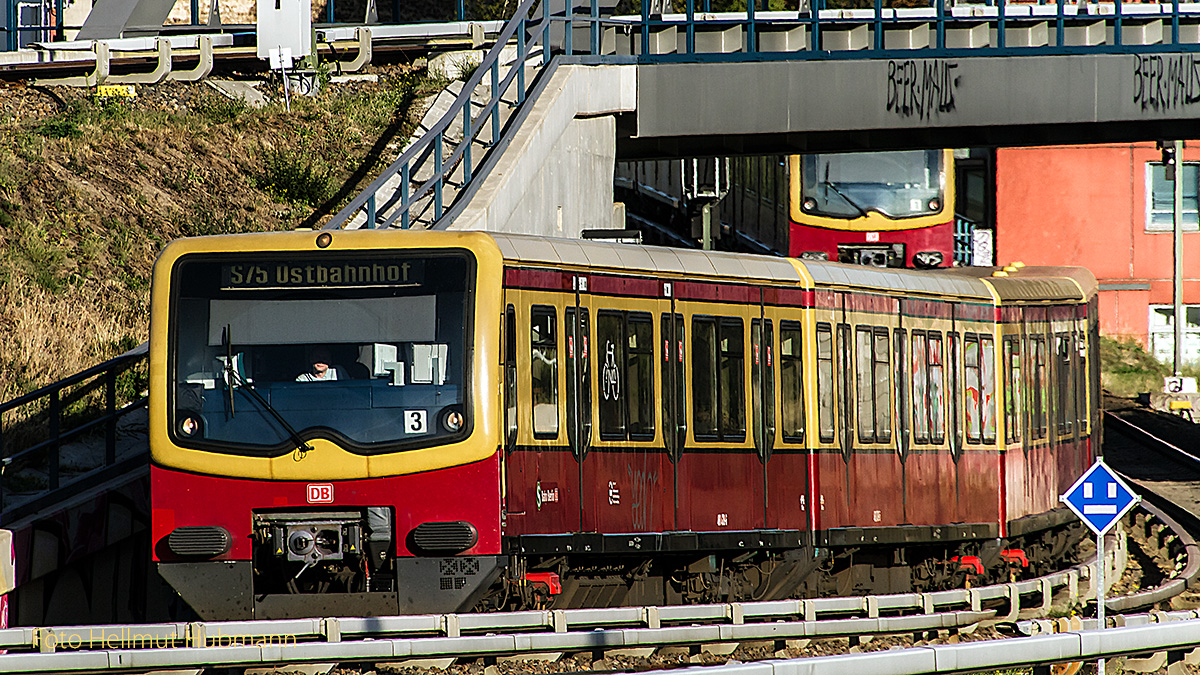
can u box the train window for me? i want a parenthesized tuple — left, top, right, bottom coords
(874, 329, 892, 442)
(817, 323, 834, 443)
(751, 318, 776, 454)
(855, 328, 875, 442)
(565, 307, 591, 455)
(662, 313, 686, 456)
(1056, 333, 1074, 435)
(928, 332, 945, 445)
(628, 313, 655, 440)
(893, 328, 908, 456)
(1004, 337, 1022, 444)
(720, 318, 747, 441)
(692, 317, 719, 439)
(1076, 331, 1088, 433)
(780, 321, 805, 443)
(506, 305, 517, 449)
(1031, 336, 1048, 440)
(981, 336, 996, 444)
(531, 306, 559, 439)
(948, 333, 961, 454)
(598, 311, 627, 440)
(911, 332, 929, 443)
(965, 335, 981, 443)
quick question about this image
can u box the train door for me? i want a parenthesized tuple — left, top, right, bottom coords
(565, 278, 592, 531)
(893, 324, 909, 524)
(766, 315, 810, 532)
(751, 308, 775, 524)
(836, 310, 853, 519)
(661, 305, 685, 530)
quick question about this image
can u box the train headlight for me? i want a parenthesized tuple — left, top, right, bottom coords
(178, 415, 202, 437)
(802, 198, 817, 211)
(913, 251, 944, 269)
(441, 407, 465, 433)
(799, 251, 829, 261)
(928, 198, 941, 211)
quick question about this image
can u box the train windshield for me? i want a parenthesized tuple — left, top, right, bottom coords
(800, 150, 944, 219)
(169, 251, 474, 455)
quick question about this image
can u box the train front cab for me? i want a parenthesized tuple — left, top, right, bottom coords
(148, 230, 507, 620)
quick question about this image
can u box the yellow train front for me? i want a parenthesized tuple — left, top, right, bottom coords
(149, 230, 504, 619)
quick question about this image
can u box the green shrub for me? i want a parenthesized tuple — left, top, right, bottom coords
(196, 95, 249, 124)
(254, 144, 333, 207)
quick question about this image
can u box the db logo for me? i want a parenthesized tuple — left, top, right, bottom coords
(307, 483, 334, 504)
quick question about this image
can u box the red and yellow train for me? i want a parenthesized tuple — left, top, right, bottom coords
(149, 229, 1096, 619)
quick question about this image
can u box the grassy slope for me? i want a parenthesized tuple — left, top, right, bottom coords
(0, 68, 445, 402)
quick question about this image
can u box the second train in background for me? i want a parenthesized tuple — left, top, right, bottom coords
(617, 149, 966, 268)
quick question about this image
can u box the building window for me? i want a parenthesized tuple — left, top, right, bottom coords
(1146, 162, 1200, 231)
(1149, 305, 1200, 363)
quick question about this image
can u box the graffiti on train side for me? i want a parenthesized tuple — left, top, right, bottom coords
(1133, 54, 1200, 111)
(627, 466, 657, 531)
(886, 60, 960, 120)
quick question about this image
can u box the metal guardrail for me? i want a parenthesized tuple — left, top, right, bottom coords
(0, 560, 1095, 671)
(0, 343, 148, 527)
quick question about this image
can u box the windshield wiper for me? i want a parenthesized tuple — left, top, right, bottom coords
(822, 163, 869, 218)
(221, 325, 315, 456)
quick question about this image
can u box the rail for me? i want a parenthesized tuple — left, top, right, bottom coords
(0, 343, 148, 527)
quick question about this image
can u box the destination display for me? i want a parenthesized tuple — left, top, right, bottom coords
(221, 259, 425, 289)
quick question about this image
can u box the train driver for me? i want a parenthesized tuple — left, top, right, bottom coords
(296, 347, 348, 382)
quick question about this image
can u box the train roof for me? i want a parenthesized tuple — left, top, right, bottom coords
(944, 266, 1098, 303)
(799, 260, 993, 299)
(491, 233, 805, 284)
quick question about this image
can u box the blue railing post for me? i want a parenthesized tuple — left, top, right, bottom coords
(458, 0, 465, 20)
(641, 0, 650, 55)
(543, 0, 551, 58)
(936, 0, 945, 50)
(591, 0, 599, 54)
(997, 0, 1005, 49)
(191, 0, 199, 25)
(747, 0, 756, 53)
(809, 0, 820, 51)
(566, 0, 574, 54)
(1056, 0, 1064, 47)
(401, 165, 411, 229)
(368, 193, 377, 227)
(1173, 0, 1180, 44)
(48, 390, 59, 491)
(463, 102, 473, 183)
(874, 0, 882, 51)
(105, 370, 116, 466)
(434, 134, 444, 220)
(491, 60, 500, 142)
(686, 0, 695, 53)
(55, 0, 63, 39)
(327, 0, 334, 24)
(518, 25, 527, 101)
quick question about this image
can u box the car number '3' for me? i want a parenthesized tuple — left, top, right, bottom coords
(405, 410, 428, 434)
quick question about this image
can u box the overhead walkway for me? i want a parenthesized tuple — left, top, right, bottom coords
(322, 0, 1200, 235)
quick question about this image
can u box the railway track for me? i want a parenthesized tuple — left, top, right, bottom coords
(2, 397, 1198, 674)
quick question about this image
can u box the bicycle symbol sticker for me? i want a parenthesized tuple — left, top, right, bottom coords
(602, 341, 620, 401)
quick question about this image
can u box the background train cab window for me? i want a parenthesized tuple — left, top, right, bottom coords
(779, 322, 805, 443)
(597, 311, 655, 441)
(531, 306, 560, 439)
(169, 252, 473, 454)
(692, 316, 746, 442)
(854, 326, 892, 444)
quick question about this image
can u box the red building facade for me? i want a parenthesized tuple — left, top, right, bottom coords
(996, 143, 1200, 360)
